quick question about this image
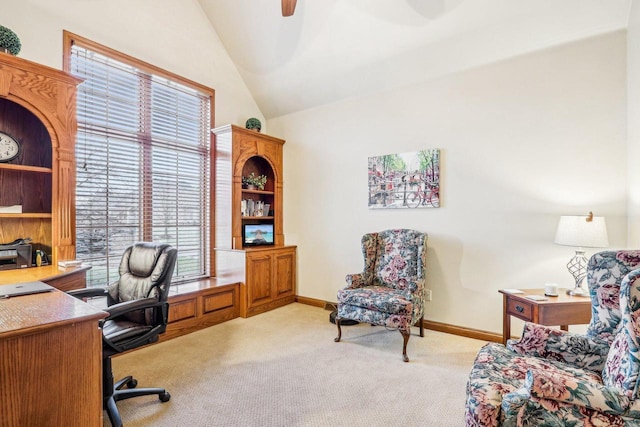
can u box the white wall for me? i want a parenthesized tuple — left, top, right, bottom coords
(2, 2, 630, 334)
(629, 1, 640, 247)
(1, 0, 263, 127)
(270, 31, 627, 334)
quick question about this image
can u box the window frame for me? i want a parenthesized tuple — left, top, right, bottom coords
(63, 31, 216, 285)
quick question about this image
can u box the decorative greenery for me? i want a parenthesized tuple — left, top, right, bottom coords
(243, 172, 267, 190)
(245, 117, 262, 132)
(0, 25, 21, 55)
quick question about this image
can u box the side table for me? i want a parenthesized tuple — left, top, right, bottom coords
(499, 288, 592, 345)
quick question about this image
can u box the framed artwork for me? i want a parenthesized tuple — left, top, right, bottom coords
(368, 149, 440, 209)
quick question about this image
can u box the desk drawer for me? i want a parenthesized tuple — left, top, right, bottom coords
(506, 299, 533, 321)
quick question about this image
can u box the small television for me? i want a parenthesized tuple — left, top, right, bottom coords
(243, 223, 274, 246)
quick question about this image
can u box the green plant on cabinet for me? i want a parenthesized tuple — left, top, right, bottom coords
(243, 172, 267, 190)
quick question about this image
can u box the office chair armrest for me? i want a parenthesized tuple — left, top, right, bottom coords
(67, 287, 109, 299)
(105, 297, 163, 320)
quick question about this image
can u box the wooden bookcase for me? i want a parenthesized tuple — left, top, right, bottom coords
(213, 124, 296, 317)
(0, 52, 81, 269)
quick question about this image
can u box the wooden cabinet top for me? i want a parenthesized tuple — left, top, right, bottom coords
(215, 244, 297, 253)
(0, 51, 81, 86)
(499, 288, 591, 307)
(212, 124, 285, 146)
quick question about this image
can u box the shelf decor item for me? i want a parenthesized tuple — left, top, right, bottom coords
(242, 172, 267, 190)
(0, 131, 20, 162)
(242, 223, 274, 246)
(245, 117, 262, 132)
(0, 25, 21, 55)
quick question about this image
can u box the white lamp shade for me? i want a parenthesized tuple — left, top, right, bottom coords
(554, 215, 609, 248)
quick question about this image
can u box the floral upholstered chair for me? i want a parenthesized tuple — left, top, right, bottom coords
(464, 250, 640, 426)
(334, 229, 427, 362)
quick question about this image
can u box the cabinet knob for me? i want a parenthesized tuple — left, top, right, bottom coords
(515, 305, 524, 313)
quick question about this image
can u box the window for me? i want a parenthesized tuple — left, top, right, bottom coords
(64, 32, 214, 287)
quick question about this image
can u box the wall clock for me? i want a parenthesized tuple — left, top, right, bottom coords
(0, 131, 20, 162)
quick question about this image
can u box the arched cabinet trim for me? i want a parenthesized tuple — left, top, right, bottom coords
(0, 52, 81, 266)
(214, 124, 286, 249)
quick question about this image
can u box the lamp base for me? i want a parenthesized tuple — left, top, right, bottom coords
(566, 287, 589, 297)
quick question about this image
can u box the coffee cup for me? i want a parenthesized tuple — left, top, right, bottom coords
(544, 283, 559, 296)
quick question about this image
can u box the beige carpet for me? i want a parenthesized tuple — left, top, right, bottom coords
(108, 303, 486, 427)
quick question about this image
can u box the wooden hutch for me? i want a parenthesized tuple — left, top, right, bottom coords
(0, 53, 104, 425)
(0, 51, 89, 288)
(213, 125, 296, 318)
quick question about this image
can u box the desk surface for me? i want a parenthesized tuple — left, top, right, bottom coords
(0, 288, 106, 339)
(0, 264, 90, 285)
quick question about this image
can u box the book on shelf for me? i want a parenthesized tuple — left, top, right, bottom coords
(241, 199, 270, 217)
(58, 260, 83, 268)
(0, 205, 22, 213)
(525, 295, 548, 301)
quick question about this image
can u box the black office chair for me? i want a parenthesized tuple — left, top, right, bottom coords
(69, 242, 177, 427)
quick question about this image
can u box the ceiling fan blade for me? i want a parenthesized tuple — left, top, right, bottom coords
(282, 0, 297, 16)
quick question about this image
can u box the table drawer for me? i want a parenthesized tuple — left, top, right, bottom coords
(506, 299, 533, 321)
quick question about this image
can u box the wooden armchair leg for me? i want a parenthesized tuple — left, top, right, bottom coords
(419, 315, 424, 337)
(401, 330, 410, 362)
(334, 318, 342, 342)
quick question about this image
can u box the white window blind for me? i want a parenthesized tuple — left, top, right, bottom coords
(69, 42, 211, 287)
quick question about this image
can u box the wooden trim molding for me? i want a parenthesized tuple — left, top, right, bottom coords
(422, 319, 502, 343)
(295, 296, 502, 343)
(0, 69, 12, 96)
(295, 295, 327, 309)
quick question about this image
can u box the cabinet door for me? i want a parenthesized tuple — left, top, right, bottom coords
(246, 253, 274, 308)
(273, 249, 295, 297)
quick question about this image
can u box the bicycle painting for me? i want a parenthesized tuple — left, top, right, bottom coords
(368, 149, 440, 209)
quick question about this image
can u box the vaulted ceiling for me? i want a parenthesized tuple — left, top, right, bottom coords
(199, 0, 631, 119)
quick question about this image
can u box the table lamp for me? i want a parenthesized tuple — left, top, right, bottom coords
(554, 212, 609, 296)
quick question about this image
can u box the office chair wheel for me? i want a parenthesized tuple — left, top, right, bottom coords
(159, 392, 171, 402)
(126, 378, 138, 389)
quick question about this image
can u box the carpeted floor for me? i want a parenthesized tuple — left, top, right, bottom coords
(108, 303, 486, 426)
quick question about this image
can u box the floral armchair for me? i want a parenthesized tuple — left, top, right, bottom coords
(334, 229, 427, 362)
(465, 250, 640, 426)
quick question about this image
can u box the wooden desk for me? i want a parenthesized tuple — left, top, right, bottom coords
(0, 265, 90, 291)
(0, 289, 107, 426)
(499, 288, 592, 345)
